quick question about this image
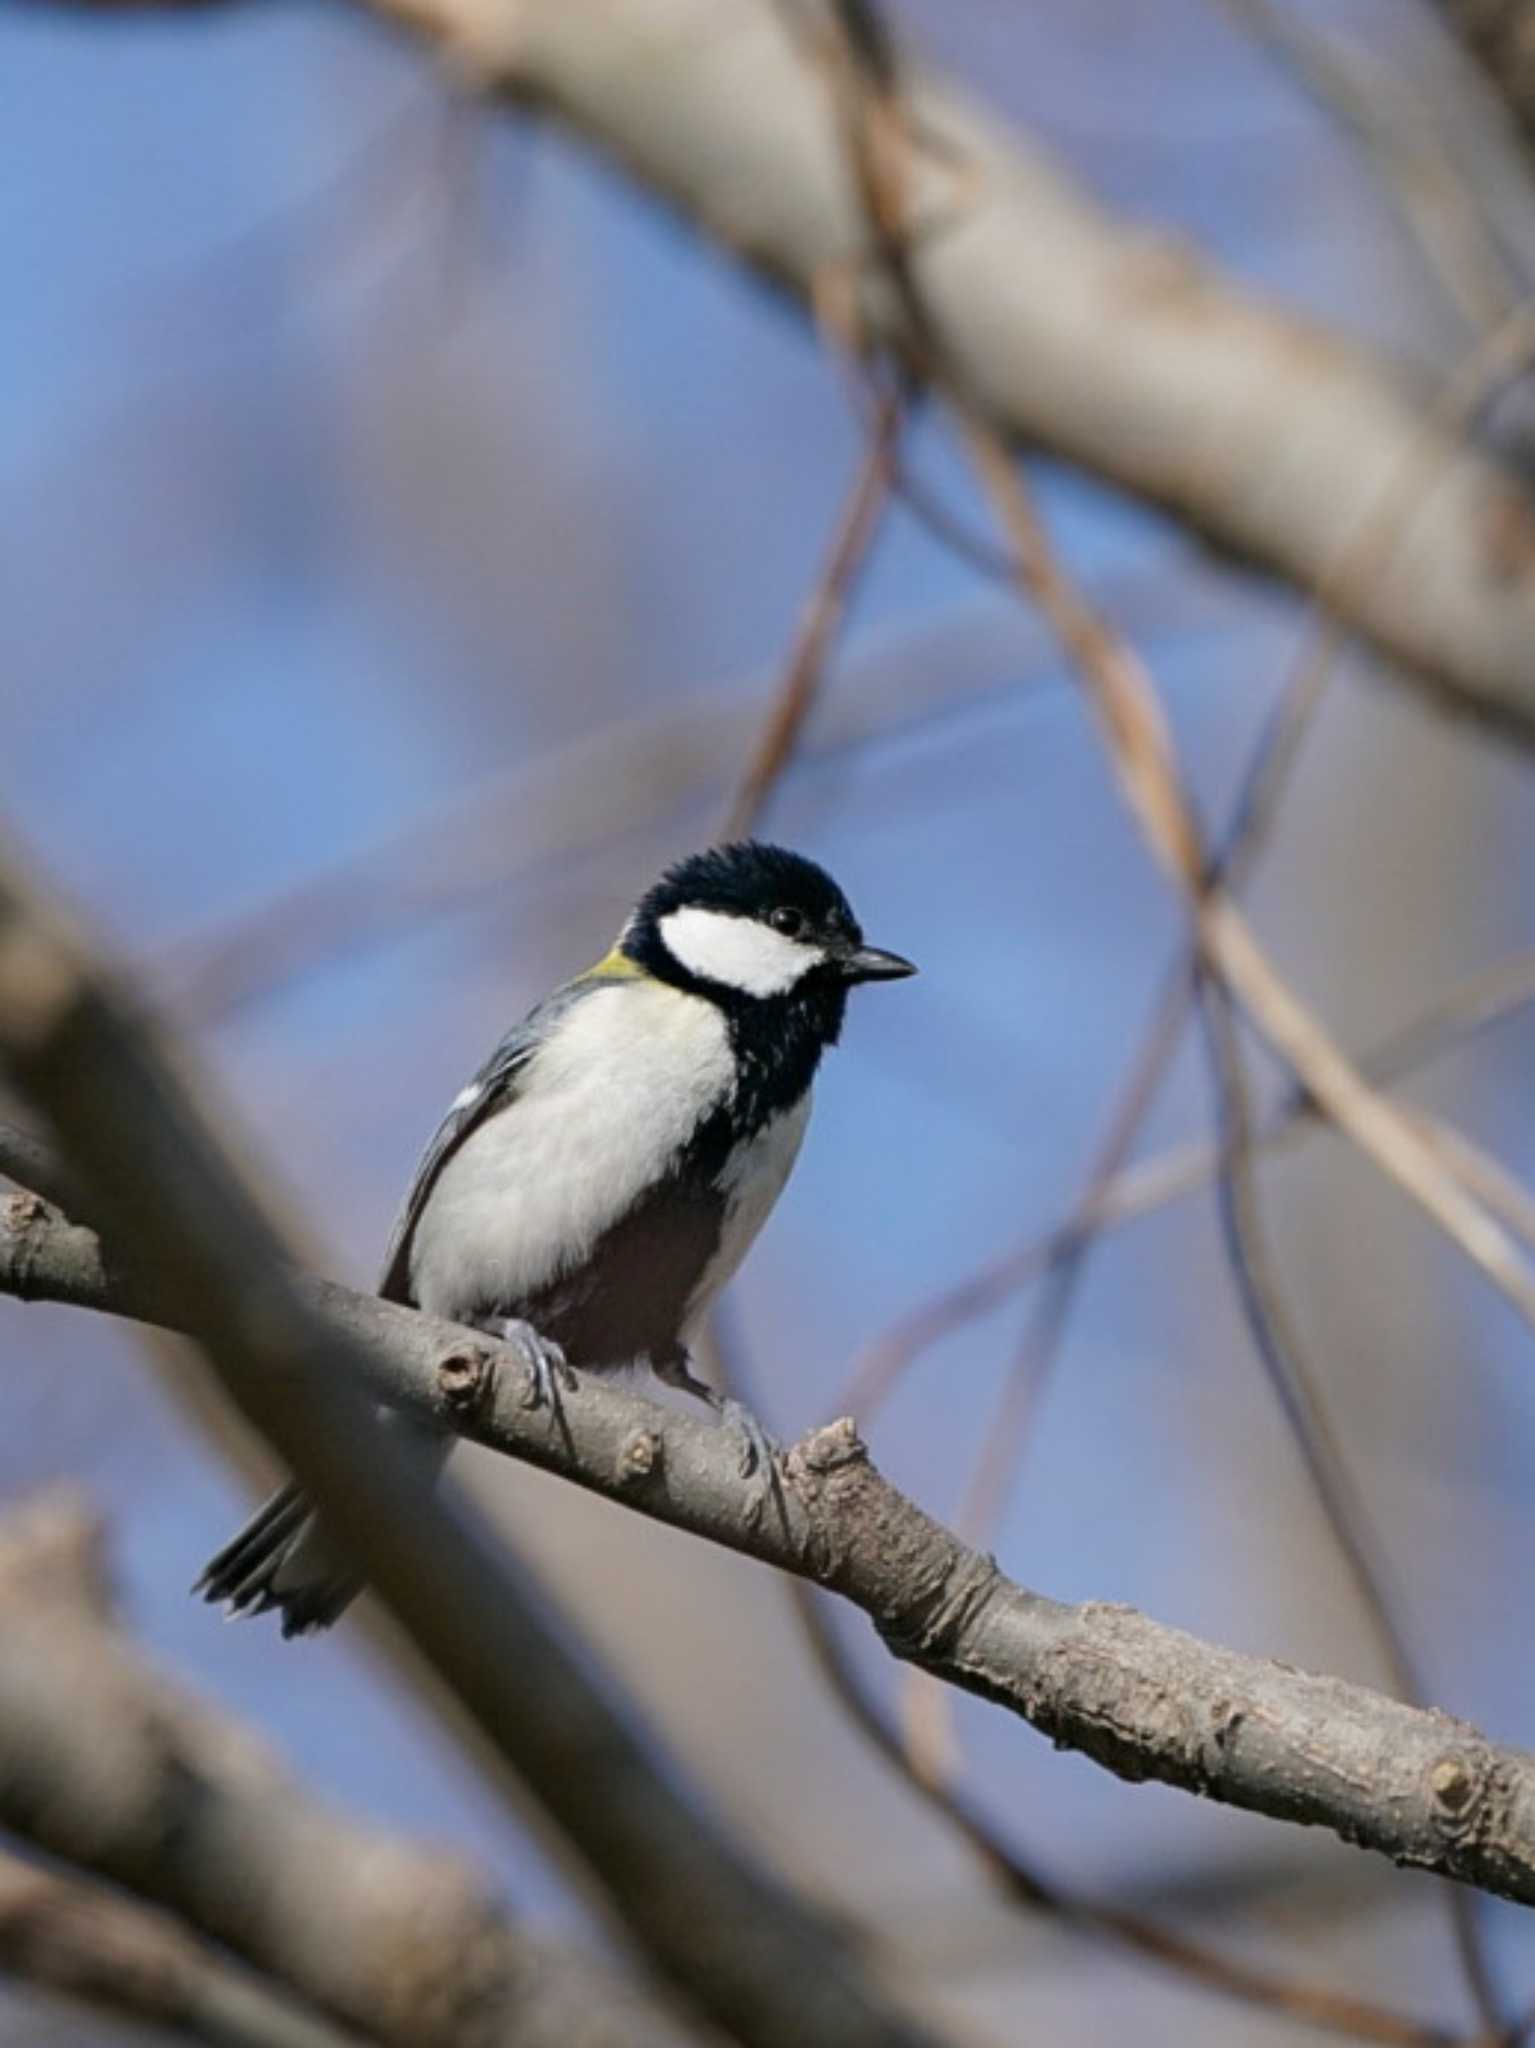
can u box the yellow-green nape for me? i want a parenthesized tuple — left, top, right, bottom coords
(586, 945, 646, 980)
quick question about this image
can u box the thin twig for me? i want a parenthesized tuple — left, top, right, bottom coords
(720, 384, 902, 841)
(1197, 977, 1509, 2038)
(835, 947, 1535, 1428)
(816, 0, 1535, 1398)
(152, 572, 1215, 1029)
(1216, 0, 1522, 332)
(1168, 301, 1535, 2045)
(815, 1, 1535, 1339)
(957, 311, 1535, 1324)
(962, 422, 1535, 1337)
(897, 957, 1196, 1785)
(897, 595, 1345, 1776)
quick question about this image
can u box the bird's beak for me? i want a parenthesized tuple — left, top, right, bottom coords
(839, 943, 917, 984)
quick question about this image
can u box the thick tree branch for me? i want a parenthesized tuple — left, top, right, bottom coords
(4, 1140, 1535, 1915)
(0, 1852, 357, 2048)
(0, 1492, 701, 2048)
(1433, 1, 1535, 153)
(358, 0, 1535, 742)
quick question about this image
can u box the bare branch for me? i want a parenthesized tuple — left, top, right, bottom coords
(0, 1492, 701, 2048)
(0, 1855, 358, 2048)
(837, 944, 1535, 1427)
(1217, 0, 1522, 331)
(367, 0, 1535, 741)
(720, 383, 901, 840)
(813, 20, 1535, 1367)
(5, 1157, 1535, 1912)
(798, 5, 1535, 1344)
(1432, 1, 1535, 155)
(829, 294, 1535, 1432)
(1197, 980, 1506, 2036)
(153, 571, 1230, 1028)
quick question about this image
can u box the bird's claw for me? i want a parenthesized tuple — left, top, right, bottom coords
(506, 1322, 574, 1423)
(717, 1397, 787, 1529)
(651, 1356, 786, 1522)
(719, 1396, 776, 1480)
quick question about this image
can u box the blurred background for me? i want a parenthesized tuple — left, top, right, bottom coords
(4, 0, 1535, 2040)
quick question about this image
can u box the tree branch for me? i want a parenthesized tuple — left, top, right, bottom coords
(0, 1491, 702, 2048)
(719, 382, 901, 841)
(360, 0, 1535, 743)
(0, 1852, 357, 2048)
(4, 1137, 1535, 1915)
(1432, 1, 1535, 155)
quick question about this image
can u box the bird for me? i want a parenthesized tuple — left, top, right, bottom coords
(195, 840, 916, 1634)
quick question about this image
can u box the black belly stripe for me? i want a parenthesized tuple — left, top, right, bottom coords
(496, 1170, 728, 1373)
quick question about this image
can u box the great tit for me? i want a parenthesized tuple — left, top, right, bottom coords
(196, 841, 915, 1634)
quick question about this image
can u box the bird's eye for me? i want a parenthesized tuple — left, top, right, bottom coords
(769, 906, 808, 938)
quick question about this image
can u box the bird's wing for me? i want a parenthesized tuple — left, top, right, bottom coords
(376, 971, 615, 1305)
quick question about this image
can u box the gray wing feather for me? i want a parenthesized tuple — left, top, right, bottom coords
(376, 977, 595, 1304)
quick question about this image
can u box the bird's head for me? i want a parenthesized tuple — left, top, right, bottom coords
(622, 842, 915, 1032)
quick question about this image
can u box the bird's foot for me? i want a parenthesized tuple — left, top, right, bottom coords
(654, 1353, 785, 1521)
(716, 1396, 776, 1482)
(721, 1397, 786, 1530)
(504, 1321, 575, 1430)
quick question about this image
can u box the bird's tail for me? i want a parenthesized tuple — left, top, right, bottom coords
(194, 1482, 362, 1637)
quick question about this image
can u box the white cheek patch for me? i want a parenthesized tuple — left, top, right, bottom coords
(659, 906, 824, 996)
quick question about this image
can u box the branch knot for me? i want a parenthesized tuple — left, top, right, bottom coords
(436, 1346, 496, 1420)
(1427, 1747, 1496, 1842)
(617, 1428, 663, 1485)
(0, 1190, 49, 1299)
(789, 1417, 867, 1478)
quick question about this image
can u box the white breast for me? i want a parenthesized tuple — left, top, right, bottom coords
(408, 980, 737, 1323)
(687, 1093, 811, 1324)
